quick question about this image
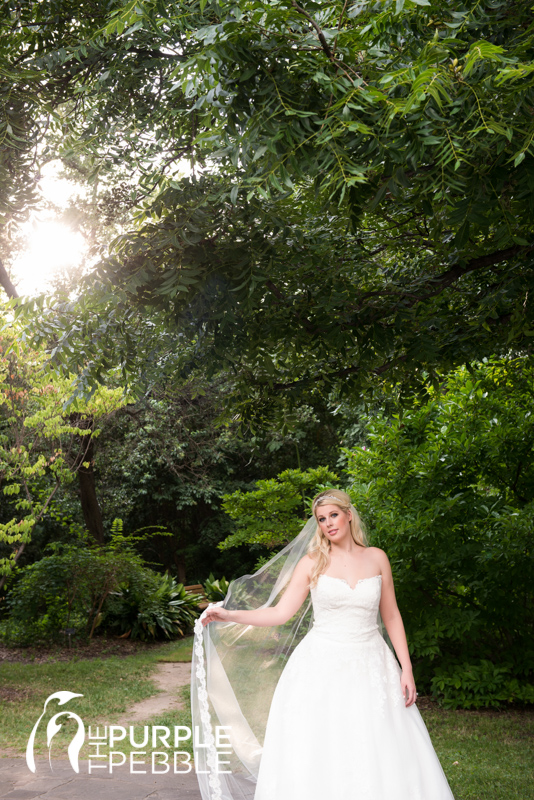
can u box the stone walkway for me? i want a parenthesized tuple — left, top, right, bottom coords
(0, 662, 201, 800)
(0, 656, 220, 798)
(0, 758, 203, 800)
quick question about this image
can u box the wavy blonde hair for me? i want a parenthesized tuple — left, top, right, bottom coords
(308, 489, 368, 588)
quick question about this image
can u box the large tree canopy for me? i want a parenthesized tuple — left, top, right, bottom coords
(5, 0, 534, 415)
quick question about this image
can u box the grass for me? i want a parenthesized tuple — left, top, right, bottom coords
(1, 641, 532, 799)
(421, 705, 534, 800)
(156, 635, 193, 662)
(0, 639, 193, 759)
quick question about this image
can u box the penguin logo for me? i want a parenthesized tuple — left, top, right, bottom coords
(26, 691, 85, 773)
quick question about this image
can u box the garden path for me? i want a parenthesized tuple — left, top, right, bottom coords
(113, 661, 191, 724)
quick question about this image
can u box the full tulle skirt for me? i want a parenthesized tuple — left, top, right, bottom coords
(254, 626, 454, 800)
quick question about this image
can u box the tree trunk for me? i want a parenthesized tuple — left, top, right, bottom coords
(74, 415, 105, 544)
(173, 551, 187, 584)
(0, 259, 18, 299)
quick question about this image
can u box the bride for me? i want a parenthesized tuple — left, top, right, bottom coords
(193, 489, 455, 800)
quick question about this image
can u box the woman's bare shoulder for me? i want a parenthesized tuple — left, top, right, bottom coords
(366, 547, 391, 571)
(367, 546, 389, 560)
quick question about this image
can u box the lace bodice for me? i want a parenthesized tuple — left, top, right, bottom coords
(309, 573, 382, 643)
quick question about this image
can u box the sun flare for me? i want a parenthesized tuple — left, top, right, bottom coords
(13, 220, 87, 296)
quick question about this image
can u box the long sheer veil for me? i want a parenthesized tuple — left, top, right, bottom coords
(191, 510, 393, 800)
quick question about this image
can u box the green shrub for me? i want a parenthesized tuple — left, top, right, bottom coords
(431, 660, 534, 709)
(0, 610, 87, 647)
(102, 573, 203, 640)
(219, 466, 340, 550)
(203, 573, 229, 602)
(0, 542, 144, 645)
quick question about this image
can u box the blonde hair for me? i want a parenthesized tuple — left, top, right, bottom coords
(308, 489, 368, 588)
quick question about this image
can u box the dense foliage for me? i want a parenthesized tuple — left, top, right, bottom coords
(86, 383, 344, 580)
(1, 540, 140, 644)
(0, 322, 125, 587)
(220, 466, 340, 550)
(0, 0, 533, 419)
(0, 535, 202, 645)
(103, 571, 203, 640)
(346, 358, 534, 707)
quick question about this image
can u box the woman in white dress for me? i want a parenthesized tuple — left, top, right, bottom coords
(195, 490, 455, 800)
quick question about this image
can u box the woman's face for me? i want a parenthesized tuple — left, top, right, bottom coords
(315, 504, 352, 544)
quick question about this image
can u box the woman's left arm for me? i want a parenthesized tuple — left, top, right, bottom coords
(374, 548, 417, 707)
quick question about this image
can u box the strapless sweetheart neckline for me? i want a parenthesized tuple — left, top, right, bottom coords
(318, 573, 383, 591)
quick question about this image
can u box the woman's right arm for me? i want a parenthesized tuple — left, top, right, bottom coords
(202, 556, 313, 628)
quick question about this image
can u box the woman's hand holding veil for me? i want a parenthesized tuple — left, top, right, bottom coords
(202, 604, 230, 626)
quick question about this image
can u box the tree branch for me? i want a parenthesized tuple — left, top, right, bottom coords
(291, 1, 334, 62)
(0, 259, 18, 299)
(358, 243, 534, 320)
(267, 301, 521, 394)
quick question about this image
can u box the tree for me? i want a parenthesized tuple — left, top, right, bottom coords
(4, 0, 534, 417)
(86, 377, 344, 581)
(0, 321, 125, 588)
(219, 466, 340, 552)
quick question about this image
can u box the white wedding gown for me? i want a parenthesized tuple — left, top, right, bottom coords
(253, 573, 455, 800)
